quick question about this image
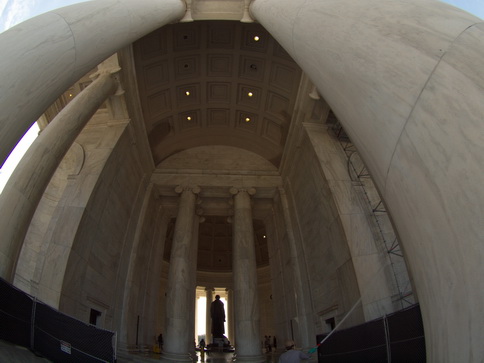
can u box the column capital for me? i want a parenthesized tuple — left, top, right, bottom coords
(90, 55, 124, 95)
(229, 187, 256, 196)
(308, 84, 320, 100)
(180, 0, 194, 22)
(241, 0, 254, 23)
(175, 185, 201, 194)
(93, 54, 122, 77)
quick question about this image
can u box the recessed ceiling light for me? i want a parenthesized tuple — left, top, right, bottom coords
(185, 91, 190, 96)
(245, 117, 251, 122)
(254, 36, 260, 41)
(187, 116, 192, 121)
(247, 92, 253, 97)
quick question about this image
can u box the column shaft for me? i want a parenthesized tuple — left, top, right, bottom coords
(0, 0, 185, 166)
(226, 288, 235, 344)
(250, 1, 484, 361)
(0, 72, 117, 281)
(231, 188, 264, 362)
(188, 215, 201, 358)
(162, 186, 199, 362)
(205, 287, 214, 343)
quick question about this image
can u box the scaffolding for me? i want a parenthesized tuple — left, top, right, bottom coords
(327, 114, 415, 308)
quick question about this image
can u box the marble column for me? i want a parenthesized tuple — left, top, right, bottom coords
(229, 187, 264, 362)
(188, 212, 203, 358)
(205, 287, 214, 343)
(162, 185, 200, 362)
(0, 0, 185, 167)
(226, 288, 235, 345)
(0, 70, 118, 281)
(251, 1, 484, 361)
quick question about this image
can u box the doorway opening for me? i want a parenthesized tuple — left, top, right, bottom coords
(89, 308, 102, 327)
(196, 287, 230, 346)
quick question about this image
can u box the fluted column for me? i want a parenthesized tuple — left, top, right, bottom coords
(229, 187, 264, 362)
(205, 287, 214, 343)
(0, 70, 118, 281)
(162, 185, 200, 362)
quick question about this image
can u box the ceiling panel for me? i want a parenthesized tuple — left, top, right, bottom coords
(133, 20, 302, 167)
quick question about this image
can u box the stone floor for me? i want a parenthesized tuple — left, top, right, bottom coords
(123, 350, 282, 362)
(197, 351, 281, 362)
(0, 340, 283, 363)
(0, 340, 50, 363)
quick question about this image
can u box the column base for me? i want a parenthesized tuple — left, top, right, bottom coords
(160, 351, 193, 362)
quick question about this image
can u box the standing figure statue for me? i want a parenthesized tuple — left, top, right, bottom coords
(210, 295, 226, 338)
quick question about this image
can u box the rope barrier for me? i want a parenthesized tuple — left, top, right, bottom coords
(308, 296, 362, 354)
(308, 259, 392, 354)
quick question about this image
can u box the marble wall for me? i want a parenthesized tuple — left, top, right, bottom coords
(54, 123, 152, 330)
(124, 187, 169, 347)
(303, 122, 402, 320)
(281, 131, 364, 331)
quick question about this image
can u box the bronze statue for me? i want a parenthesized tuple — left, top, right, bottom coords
(210, 295, 225, 338)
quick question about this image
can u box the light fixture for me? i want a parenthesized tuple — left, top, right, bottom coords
(185, 91, 190, 96)
(187, 116, 192, 121)
(247, 92, 253, 97)
(254, 35, 260, 41)
(263, 235, 266, 238)
(245, 117, 251, 122)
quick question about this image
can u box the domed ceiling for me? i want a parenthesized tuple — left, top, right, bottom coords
(133, 20, 302, 167)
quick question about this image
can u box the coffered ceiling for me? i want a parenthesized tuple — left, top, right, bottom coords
(133, 20, 302, 168)
(133, 20, 302, 272)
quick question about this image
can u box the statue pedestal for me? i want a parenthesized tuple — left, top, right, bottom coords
(212, 337, 224, 352)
